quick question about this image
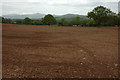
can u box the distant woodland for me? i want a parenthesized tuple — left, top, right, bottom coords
(1, 6, 120, 27)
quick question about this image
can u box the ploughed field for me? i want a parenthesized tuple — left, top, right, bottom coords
(2, 24, 118, 78)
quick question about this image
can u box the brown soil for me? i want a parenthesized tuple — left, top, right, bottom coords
(2, 24, 118, 78)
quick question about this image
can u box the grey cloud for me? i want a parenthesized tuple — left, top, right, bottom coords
(1, 2, 118, 16)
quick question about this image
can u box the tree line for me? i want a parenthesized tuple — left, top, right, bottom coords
(1, 6, 120, 27)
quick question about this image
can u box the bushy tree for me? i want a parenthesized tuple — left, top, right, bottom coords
(31, 19, 43, 25)
(69, 16, 80, 26)
(2, 17, 11, 23)
(105, 15, 118, 26)
(87, 6, 115, 26)
(118, 12, 120, 26)
(23, 17, 32, 24)
(16, 19, 23, 24)
(58, 18, 68, 26)
(74, 16, 80, 26)
(42, 14, 56, 25)
(86, 20, 95, 26)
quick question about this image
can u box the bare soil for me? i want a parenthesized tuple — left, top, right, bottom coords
(2, 24, 118, 78)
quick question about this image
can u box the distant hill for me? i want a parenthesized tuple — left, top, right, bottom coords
(2, 13, 89, 20)
(55, 14, 88, 20)
(3, 13, 45, 19)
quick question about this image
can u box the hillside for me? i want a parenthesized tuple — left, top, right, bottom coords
(55, 14, 88, 20)
(3, 13, 45, 19)
(3, 13, 89, 20)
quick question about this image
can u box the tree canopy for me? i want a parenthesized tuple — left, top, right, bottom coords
(58, 18, 68, 26)
(70, 16, 80, 26)
(87, 6, 116, 26)
(23, 17, 32, 24)
(42, 14, 56, 25)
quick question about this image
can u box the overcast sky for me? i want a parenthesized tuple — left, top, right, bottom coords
(0, 0, 119, 16)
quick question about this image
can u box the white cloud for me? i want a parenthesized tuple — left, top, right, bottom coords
(1, 1, 118, 16)
(1, 0, 119, 2)
(1, 0, 28, 2)
(0, 3, 2, 16)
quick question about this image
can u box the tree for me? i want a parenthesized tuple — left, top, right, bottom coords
(58, 18, 68, 26)
(69, 16, 80, 26)
(16, 19, 23, 24)
(74, 16, 80, 26)
(41, 18, 44, 25)
(105, 15, 118, 26)
(79, 20, 88, 26)
(86, 20, 95, 26)
(0, 17, 3, 23)
(42, 14, 56, 25)
(23, 17, 32, 24)
(87, 6, 115, 26)
(2, 17, 11, 23)
(31, 19, 43, 25)
(118, 12, 120, 26)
